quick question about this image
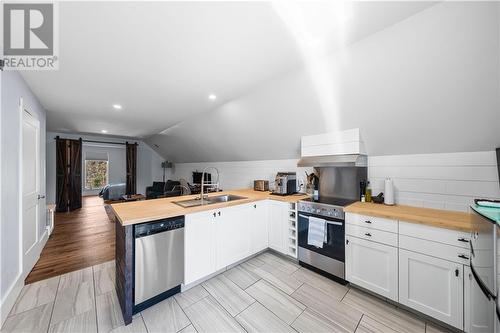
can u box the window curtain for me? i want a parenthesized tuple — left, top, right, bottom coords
(126, 142, 137, 195)
(56, 137, 82, 212)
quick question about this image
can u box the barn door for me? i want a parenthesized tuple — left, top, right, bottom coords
(126, 142, 137, 195)
(68, 138, 82, 210)
(56, 137, 69, 212)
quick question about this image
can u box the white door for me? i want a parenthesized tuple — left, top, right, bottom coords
(184, 210, 216, 285)
(268, 201, 286, 254)
(464, 265, 495, 333)
(345, 236, 398, 301)
(216, 205, 251, 270)
(399, 249, 463, 329)
(250, 201, 268, 253)
(22, 109, 41, 275)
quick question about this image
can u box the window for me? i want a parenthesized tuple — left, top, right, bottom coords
(85, 160, 108, 190)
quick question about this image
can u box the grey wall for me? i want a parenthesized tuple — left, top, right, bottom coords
(1, 71, 47, 305)
(46, 132, 166, 204)
(146, 2, 500, 163)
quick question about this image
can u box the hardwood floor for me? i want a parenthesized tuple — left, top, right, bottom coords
(25, 196, 115, 284)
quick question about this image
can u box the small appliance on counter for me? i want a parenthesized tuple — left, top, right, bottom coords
(253, 180, 269, 192)
(272, 172, 297, 196)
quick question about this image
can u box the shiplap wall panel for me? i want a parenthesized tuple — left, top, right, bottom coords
(368, 151, 500, 212)
(172, 151, 499, 213)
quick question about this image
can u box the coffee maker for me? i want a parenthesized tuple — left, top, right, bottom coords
(273, 172, 297, 195)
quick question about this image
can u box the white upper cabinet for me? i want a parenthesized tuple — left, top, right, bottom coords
(301, 128, 366, 157)
(250, 200, 269, 253)
(268, 200, 288, 254)
(184, 210, 217, 285)
(399, 249, 463, 329)
(215, 204, 252, 270)
(345, 235, 398, 301)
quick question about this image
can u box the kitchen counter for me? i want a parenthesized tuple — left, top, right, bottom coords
(111, 189, 308, 226)
(344, 201, 473, 232)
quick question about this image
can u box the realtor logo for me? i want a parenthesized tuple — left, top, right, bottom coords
(2, 2, 58, 70)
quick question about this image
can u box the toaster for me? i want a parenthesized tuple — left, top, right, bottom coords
(254, 180, 269, 192)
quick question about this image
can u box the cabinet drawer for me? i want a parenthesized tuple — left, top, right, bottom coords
(399, 235, 469, 265)
(345, 213, 398, 233)
(399, 221, 470, 249)
(346, 224, 398, 247)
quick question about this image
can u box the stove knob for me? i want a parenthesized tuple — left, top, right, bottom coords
(316, 209, 321, 214)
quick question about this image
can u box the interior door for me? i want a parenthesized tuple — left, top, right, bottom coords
(55, 138, 69, 212)
(68, 139, 82, 210)
(22, 109, 41, 274)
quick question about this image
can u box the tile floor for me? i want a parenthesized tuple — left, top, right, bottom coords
(2, 251, 455, 333)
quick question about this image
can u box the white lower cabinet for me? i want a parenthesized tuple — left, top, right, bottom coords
(345, 236, 398, 301)
(268, 200, 288, 255)
(216, 204, 252, 270)
(464, 265, 495, 333)
(399, 249, 463, 329)
(250, 201, 269, 253)
(184, 210, 217, 285)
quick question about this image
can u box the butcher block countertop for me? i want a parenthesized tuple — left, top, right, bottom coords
(111, 189, 308, 226)
(344, 202, 473, 232)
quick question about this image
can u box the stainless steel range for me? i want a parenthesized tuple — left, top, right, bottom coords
(297, 166, 367, 281)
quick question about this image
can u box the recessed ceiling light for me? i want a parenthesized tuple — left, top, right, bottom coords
(112, 104, 122, 110)
(101, 130, 108, 133)
(208, 94, 217, 101)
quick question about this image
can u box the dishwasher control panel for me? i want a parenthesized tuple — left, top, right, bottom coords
(134, 216, 185, 238)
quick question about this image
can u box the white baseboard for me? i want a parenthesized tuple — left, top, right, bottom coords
(0, 273, 24, 328)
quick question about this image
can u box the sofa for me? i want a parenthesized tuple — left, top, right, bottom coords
(146, 181, 182, 199)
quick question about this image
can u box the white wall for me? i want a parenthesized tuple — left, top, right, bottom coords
(46, 132, 165, 203)
(146, 2, 500, 163)
(1, 71, 47, 325)
(172, 151, 500, 213)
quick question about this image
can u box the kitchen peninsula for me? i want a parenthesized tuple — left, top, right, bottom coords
(111, 189, 308, 324)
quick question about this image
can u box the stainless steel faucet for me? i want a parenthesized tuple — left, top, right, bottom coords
(200, 166, 220, 204)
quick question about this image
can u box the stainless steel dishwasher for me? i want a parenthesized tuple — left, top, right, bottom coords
(134, 216, 184, 309)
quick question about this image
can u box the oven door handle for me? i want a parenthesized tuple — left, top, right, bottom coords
(298, 214, 343, 226)
(470, 261, 495, 301)
(326, 221, 343, 226)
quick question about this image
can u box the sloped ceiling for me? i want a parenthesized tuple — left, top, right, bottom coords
(145, 1, 500, 162)
(19, 1, 500, 163)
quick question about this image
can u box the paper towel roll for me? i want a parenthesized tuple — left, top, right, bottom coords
(384, 178, 394, 206)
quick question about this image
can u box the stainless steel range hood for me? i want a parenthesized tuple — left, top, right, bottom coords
(297, 154, 367, 167)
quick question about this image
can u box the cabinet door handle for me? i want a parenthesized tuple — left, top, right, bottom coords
(218, 211, 221, 216)
(213, 212, 216, 218)
(365, 233, 372, 237)
(458, 254, 469, 260)
(455, 269, 459, 277)
(254, 204, 257, 209)
(457, 238, 469, 243)
(346, 239, 349, 245)
(364, 220, 372, 224)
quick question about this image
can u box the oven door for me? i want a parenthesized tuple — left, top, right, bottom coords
(297, 211, 345, 263)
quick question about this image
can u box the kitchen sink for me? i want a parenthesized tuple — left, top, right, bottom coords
(173, 194, 247, 208)
(207, 194, 247, 203)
